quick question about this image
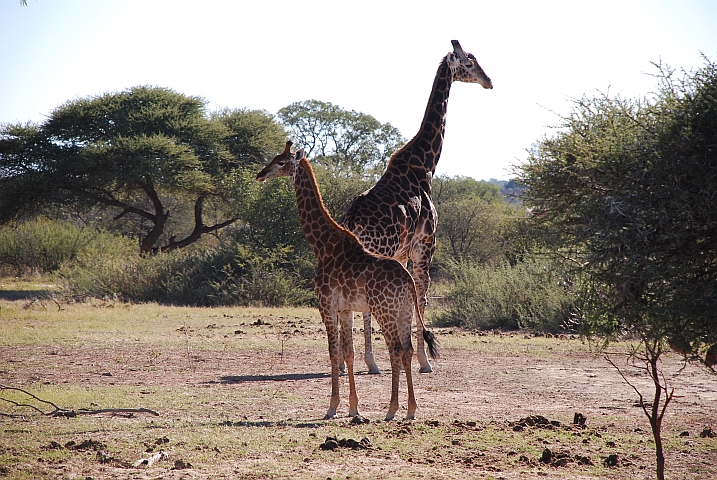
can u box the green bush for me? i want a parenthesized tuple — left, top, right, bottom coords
(0, 218, 132, 275)
(435, 258, 574, 333)
(61, 239, 316, 307)
(204, 244, 316, 307)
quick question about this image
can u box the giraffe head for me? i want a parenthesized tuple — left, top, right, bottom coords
(256, 141, 306, 181)
(447, 40, 493, 89)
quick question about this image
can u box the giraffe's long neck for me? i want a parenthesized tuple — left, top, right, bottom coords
(291, 158, 349, 259)
(392, 57, 453, 175)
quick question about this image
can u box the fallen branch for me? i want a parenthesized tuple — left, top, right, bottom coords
(0, 384, 159, 418)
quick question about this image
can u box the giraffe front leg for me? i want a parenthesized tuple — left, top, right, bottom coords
(362, 312, 381, 374)
(340, 311, 360, 417)
(322, 312, 341, 420)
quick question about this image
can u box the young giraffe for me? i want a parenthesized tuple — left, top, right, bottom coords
(256, 141, 438, 421)
(341, 40, 492, 374)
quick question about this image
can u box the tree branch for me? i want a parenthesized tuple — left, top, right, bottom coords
(0, 384, 159, 418)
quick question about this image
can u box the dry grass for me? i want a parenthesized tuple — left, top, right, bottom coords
(1, 288, 716, 479)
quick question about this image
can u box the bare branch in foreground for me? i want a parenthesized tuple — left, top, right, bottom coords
(0, 384, 159, 418)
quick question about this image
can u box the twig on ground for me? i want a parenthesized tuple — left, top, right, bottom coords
(0, 384, 159, 418)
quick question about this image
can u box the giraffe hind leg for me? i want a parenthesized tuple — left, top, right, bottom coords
(383, 336, 408, 421)
(403, 355, 417, 420)
(412, 258, 433, 373)
(363, 312, 381, 374)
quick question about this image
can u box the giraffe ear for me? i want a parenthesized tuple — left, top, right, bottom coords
(295, 148, 306, 159)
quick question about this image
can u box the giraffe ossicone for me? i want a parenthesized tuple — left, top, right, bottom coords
(256, 141, 438, 421)
(340, 40, 491, 374)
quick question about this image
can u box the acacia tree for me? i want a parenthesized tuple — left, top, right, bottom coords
(277, 99, 405, 177)
(0, 87, 286, 254)
(518, 58, 717, 480)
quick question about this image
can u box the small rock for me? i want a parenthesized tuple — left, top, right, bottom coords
(679, 431, 690, 437)
(172, 459, 192, 470)
(603, 454, 619, 467)
(700, 427, 715, 438)
(573, 412, 587, 426)
(539, 448, 552, 464)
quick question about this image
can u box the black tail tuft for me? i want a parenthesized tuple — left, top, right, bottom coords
(423, 329, 440, 360)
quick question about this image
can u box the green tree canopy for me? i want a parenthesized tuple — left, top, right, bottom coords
(213, 107, 287, 168)
(0, 86, 287, 253)
(518, 58, 717, 360)
(432, 175, 519, 264)
(277, 99, 405, 177)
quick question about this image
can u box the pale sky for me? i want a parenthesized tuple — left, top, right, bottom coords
(1, 0, 716, 180)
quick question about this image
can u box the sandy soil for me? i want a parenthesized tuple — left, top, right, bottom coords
(1, 316, 716, 479)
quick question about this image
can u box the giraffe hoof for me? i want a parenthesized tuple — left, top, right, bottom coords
(418, 365, 433, 373)
(367, 367, 381, 375)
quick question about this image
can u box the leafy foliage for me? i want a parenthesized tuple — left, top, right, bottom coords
(278, 100, 405, 177)
(0, 217, 133, 276)
(212, 107, 287, 167)
(61, 236, 315, 307)
(0, 87, 287, 254)
(436, 258, 574, 332)
(432, 175, 520, 265)
(518, 58, 717, 358)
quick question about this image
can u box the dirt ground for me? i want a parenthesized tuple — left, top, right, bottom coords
(1, 307, 716, 479)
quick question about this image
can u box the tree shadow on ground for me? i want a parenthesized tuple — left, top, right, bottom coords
(0, 290, 57, 301)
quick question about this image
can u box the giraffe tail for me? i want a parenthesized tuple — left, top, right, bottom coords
(423, 329, 440, 360)
(411, 277, 440, 360)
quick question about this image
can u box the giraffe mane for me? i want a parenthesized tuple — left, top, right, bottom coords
(384, 55, 450, 170)
(298, 157, 366, 247)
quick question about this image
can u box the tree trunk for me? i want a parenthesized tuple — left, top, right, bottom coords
(159, 195, 237, 253)
(649, 351, 666, 480)
(140, 182, 169, 255)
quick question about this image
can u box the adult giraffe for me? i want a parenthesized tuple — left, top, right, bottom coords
(341, 40, 492, 373)
(256, 142, 438, 420)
